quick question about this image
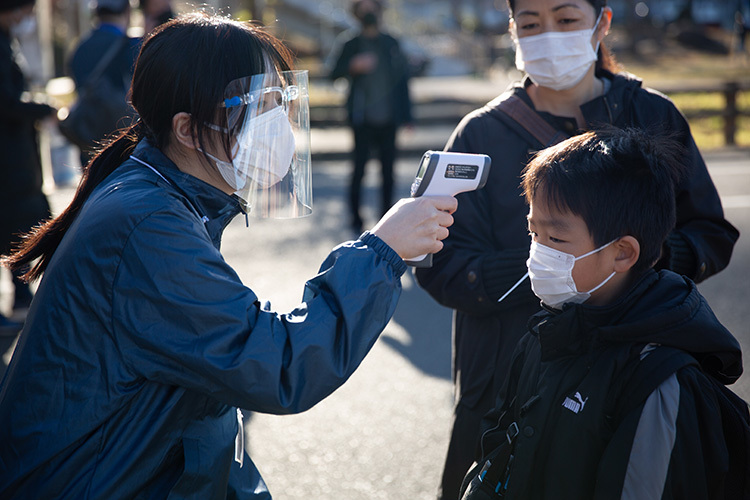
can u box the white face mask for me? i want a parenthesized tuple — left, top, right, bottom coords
(527, 239, 616, 309)
(234, 105, 295, 189)
(201, 105, 296, 192)
(512, 11, 603, 91)
(200, 146, 245, 192)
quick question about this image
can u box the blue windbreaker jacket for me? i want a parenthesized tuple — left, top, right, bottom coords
(0, 139, 407, 499)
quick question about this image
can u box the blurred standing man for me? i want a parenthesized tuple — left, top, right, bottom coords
(0, 0, 56, 334)
(69, 0, 140, 164)
(329, 0, 413, 233)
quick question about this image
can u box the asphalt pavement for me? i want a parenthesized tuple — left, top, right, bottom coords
(0, 78, 748, 498)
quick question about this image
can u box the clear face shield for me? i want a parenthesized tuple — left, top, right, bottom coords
(220, 70, 312, 218)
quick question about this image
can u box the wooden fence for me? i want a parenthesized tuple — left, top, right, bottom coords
(661, 81, 750, 147)
(310, 81, 749, 148)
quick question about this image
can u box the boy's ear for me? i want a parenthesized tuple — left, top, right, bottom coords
(613, 236, 640, 273)
(172, 112, 199, 150)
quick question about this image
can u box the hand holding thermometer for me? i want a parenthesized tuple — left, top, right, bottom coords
(405, 151, 491, 267)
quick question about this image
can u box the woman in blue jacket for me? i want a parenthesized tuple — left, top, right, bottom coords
(0, 12, 456, 499)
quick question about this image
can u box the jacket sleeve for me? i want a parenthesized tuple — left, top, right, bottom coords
(0, 53, 54, 123)
(414, 113, 537, 315)
(111, 209, 406, 415)
(593, 367, 729, 499)
(633, 90, 739, 283)
(329, 37, 355, 81)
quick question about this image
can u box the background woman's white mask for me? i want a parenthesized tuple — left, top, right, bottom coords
(512, 11, 603, 91)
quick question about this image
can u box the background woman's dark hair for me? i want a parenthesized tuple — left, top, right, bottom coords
(507, 0, 621, 74)
(521, 127, 686, 275)
(4, 11, 294, 281)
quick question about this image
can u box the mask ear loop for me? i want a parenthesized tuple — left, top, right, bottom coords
(584, 270, 616, 294)
(497, 272, 530, 303)
(574, 238, 619, 294)
(591, 9, 605, 53)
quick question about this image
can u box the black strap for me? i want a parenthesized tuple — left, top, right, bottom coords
(487, 93, 569, 149)
(615, 346, 698, 419)
(82, 36, 129, 89)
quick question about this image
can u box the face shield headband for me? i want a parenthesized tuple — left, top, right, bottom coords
(218, 70, 312, 219)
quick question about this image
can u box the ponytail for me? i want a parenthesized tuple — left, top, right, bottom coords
(3, 122, 146, 282)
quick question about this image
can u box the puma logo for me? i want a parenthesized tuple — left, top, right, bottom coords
(562, 392, 589, 414)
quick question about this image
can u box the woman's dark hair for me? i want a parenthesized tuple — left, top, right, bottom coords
(4, 11, 294, 281)
(507, 0, 621, 74)
(521, 127, 686, 276)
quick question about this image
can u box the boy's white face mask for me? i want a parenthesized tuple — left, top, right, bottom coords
(512, 11, 603, 91)
(527, 239, 616, 309)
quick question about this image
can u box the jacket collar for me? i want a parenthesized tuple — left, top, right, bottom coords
(528, 269, 742, 383)
(511, 70, 643, 131)
(580, 69, 643, 126)
(128, 139, 243, 247)
(528, 271, 660, 362)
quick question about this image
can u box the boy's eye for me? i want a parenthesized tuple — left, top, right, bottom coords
(519, 22, 539, 31)
(549, 236, 565, 244)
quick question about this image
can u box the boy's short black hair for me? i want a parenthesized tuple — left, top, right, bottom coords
(521, 127, 686, 275)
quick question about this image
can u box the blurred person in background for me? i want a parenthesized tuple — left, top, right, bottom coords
(414, 1, 740, 498)
(140, 0, 175, 34)
(0, 12, 456, 498)
(329, 0, 413, 234)
(68, 0, 140, 163)
(0, 0, 56, 335)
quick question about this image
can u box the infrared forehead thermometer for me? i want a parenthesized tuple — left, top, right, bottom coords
(406, 150, 491, 268)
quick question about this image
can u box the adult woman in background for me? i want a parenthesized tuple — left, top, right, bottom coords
(0, 12, 456, 499)
(414, 1, 740, 498)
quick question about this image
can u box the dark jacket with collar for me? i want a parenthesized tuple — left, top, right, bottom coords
(0, 139, 407, 499)
(415, 71, 740, 411)
(329, 30, 412, 127)
(476, 270, 743, 499)
(0, 28, 55, 254)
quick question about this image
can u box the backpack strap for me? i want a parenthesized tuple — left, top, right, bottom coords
(615, 345, 698, 419)
(459, 420, 519, 499)
(615, 345, 750, 499)
(487, 93, 569, 149)
(82, 36, 129, 90)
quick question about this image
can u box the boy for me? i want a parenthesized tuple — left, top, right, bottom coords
(461, 128, 746, 499)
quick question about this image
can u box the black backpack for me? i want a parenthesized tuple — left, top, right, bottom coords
(620, 347, 750, 500)
(460, 346, 750, 499)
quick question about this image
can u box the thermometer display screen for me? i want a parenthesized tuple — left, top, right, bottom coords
(416, 155, 430, 180)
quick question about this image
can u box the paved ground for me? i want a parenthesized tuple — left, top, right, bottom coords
(0, 82, 748, 498)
